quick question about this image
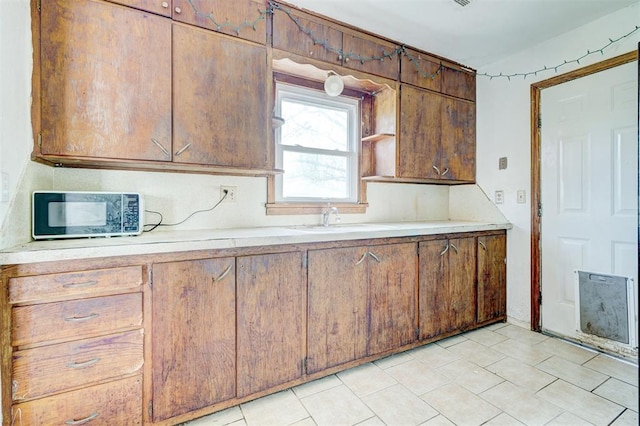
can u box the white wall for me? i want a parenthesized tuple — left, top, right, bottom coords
(476, 3, 640, 325)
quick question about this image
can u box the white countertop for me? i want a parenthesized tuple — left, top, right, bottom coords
(0, 221, 512, 265)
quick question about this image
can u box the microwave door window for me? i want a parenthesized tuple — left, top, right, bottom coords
(48, 202, 108, 229)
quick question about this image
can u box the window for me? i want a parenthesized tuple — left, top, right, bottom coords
(274, 82, 360, 204)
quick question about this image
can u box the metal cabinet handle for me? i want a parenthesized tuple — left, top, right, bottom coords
(368, 252, 381, 263)
(64, 313, 99, 322)
(355, 252, 367, 265)
(161, 1, 168, 8)
(432, 165, 441, 175)
(62, 280, 98, 289)
(67, 357, 100, 369)
(441, 168, 449, 177)
(450, 243, 459, 254)
(151, 138, 169, 156)
(174, 142, 192, 157)
(174, 6, 182, 13)
(214, 265, 233, 282)
(479, 241, 487, 251)
(440, 244, 449, 256)
(65, 413, 99, 425)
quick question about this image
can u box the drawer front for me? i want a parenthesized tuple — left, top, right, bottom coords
(12, 330, 143, 401)
(12, 293, 143, 347)
(9, 266, 143, 304)
(12, 375, 142, 425)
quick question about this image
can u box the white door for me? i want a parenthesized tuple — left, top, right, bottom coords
(540, 61, 638, 344)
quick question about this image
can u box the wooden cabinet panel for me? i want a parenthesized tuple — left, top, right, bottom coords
(442, 67, 476, 101)
(272, 7, 342, 64)
(173, 0, 267, 44)
(419, 238, 475, 339)
(367, 243, 417, 355)
(400, 48, 442, 92)
(398, 84, 441, 180)
(8, 266, 143, 304)
(40, 0, 172, 161)
(151, 258, 236, 421)
(12, 293, 142, 347)
(441, 98, 476, 182)
(342, 32, 399, 80)
(236, 252, 305, 397)
(173, 25, 269, 169)
(12, 329, 143, 401)
(477, 234, 507, 324)
(11, 375, 142, 425)
(307, 246, 368, 373)
(106, 0, 172, 16)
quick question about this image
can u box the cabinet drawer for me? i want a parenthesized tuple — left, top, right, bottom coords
(12, 330, 143, 401)
(12, 293, 143, 347)
(11, 375, 142, 425)
(9, 266, 143, 304)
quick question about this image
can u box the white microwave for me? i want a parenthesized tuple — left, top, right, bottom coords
(32, 191, 143, 240)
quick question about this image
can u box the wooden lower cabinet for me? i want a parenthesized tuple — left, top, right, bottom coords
(477, 233, 507, 324)
(236, 252, 305, 398)
(151, 258, 237, 422)
(419, 237, 476, 340)
(307, 243, 416, 373)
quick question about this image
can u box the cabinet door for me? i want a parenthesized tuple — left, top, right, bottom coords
(477, 234, 507, 324)
(367, 243, 417, 355)
(173, 0, 267, 44)
(307, 247, 368, 373)
(173, 25, 269, 169)
(105, 0, 172, 16)
(40, 0, 172, 161)
(342, 32, 399, 80)
(236, 252, 305, 397)
(400, 48, 442, 92)
(442, 67, 476, 101)
(272, 7, 342, 64)
(398, 85, 441, 179)
(419, 238, 475, 339)
(440, 98, 476, 182)
(151, 258, 236, 421)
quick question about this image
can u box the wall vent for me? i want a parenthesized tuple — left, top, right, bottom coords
(453, 0, 471, 7)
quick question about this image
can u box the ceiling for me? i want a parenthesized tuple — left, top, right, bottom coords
(283, 0, 639, 69)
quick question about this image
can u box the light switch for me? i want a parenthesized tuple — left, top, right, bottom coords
(498, 157, 507, 170)
(495, 190, 504, 204)
(517, 190, 526, 204)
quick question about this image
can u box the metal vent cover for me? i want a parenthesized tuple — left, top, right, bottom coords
(453, 0, 471, 7)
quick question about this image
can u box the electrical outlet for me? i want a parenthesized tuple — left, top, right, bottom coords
(494, 190, 504, 204)
(220, 185, 237, 203)
(498, 157, 508, 170)
(517, 190, 526, 204)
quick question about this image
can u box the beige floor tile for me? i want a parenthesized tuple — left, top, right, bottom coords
(241, 390, 309, 426)
(419, 414, 456, 425)
(354, 416, 384, 426)
(593, 378, 639, 411)
(494, 324, 549, 345)
(545, 412, 595, 425)
(480, 381, 563, 426)
(492, 339, 552, 366)
(444, 339, 506, 367)
(290, 418, 316, 426)
(536, 379, 625, 425)
(464, 328, 510, 347)
(583, 354, 639, 386)
(385, 359, 451, 395)
(408, 342, 460, 368)
(374, 350, 415, 370)
(535, 337, 598, 365)
(435, 334, 468, 348)
(484, 322, 509, 332)
(337, 362, 397, 397)
(422, 383, 501, 426)
(611, 409, 639, 426)
(300, 384, 374, 426)
(536, 356, 608, 391)
(293, 374, 342, 399)
(362, 384, 439, 425)
(437, 358, 504, 394)
(227, 420, 247, 426)
(185, 406, 244, 425)
(487, 357, 556, 392)
(483, 412, 525, 425)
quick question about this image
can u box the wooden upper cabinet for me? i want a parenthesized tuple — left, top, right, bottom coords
(105, 0, 172, 16)
(151, 258, 237, 422)
(342, 31, 399, 80)
(477, 234, 507, 324)
(172, 24, 269, 169)
(39, 0, 172, 162)
(441, 97, 476, 182)
(272, 6, 342, 64)
(442, 66, 476, 101)
(400, 48, 442, 92)
(173, 0, 267, 44)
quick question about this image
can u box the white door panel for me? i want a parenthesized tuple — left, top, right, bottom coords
(541, 61, 638, 342)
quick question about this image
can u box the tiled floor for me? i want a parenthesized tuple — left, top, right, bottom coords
(185, 323, 638, 426)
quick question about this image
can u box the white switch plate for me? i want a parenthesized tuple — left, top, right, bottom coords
(517, 190, 526, 204)
(495, 190, 504, 204)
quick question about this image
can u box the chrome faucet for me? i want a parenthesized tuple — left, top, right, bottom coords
(322, 203, 340, 227)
